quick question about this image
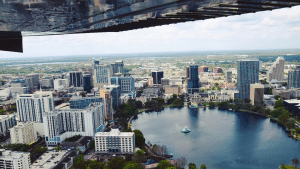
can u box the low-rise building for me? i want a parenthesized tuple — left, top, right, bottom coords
(10, 122, 37, 144)
(95, 129, 135, 154)
(61, 136, 92, 153)
(0, 149, 31, 169)
(272, 88, 291, 99)
(164, 85, 182, 96)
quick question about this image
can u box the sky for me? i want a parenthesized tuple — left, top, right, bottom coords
(1, 5, 300, 58)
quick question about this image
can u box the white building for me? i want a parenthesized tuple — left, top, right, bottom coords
(0, 115, 17, 136)
(16, 93, 54, 123)
(267, 57, 285, 82)
(54, 79, 69, 91)
(94, 64, 112, 88)
(43, 103, 105, 146)
(10, 122, 37, 144)
(0, 149, 31, 169)
(95, 129, 135, 154)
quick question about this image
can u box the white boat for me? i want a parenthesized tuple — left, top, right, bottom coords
(181, 127, 191, 133)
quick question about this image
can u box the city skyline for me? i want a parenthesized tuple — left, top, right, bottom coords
(0, 5, 299, 58)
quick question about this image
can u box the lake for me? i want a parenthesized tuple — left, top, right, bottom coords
(131, 107, 300, 169)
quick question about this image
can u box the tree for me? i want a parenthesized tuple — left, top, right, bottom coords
(200, 164, 207, 169)
(280, 163, 287, 169)
(188, 163, 197, 169)
(278, 112, 290, 125)
(133, 130, 145, 147)
(292, 158, 299, 168)
(274, 95, 281, 100)
(87, 160, 107, 169)
(157, 160, 171, 169)
(132, 150, 146, 163)
(107, 156, 126, 169)
(89, 140, 95, 149)
(123, 161, 145, 169)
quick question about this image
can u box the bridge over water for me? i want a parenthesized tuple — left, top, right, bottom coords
(1, 0, 299, 52)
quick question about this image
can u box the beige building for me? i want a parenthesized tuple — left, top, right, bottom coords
(267, 57, 285, 82)
(272, 88, 291, 99)
(250, 83, 264, 105)
(10, 122, 37, 144)
(164, 85, 182, 95)
(0, 149, 31, 169)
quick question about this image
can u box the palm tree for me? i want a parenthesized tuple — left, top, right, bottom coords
(292, 158, 299, 168)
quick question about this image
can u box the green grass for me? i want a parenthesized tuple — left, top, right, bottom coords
(285, 165, 299, 169)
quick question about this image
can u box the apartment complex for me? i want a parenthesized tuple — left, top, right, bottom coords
(10, 122, 37, 144)
(0, 115, 17, 136)
(0, 149, 31, 169)
(16, 94, 54, 123)
(95, 129, 135, 154)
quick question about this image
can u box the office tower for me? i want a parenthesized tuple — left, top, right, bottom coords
(0, 115, 17, 136)
(54, 79, 69, 90)
(250, 83, 264, 105)
(10, 79, 28, 98)
(111, 60, 124, 75)
(111, 76, 135, 98)
(69, 71, 83, 87)
(94, 64, 112, 88)
(225, 71, 232, 83)
(213, 67, 223, 73)
(10, 122, 37, 144)
(69, 96, 104, 109)
(0, 149, 31, 169)
(235, 59, 259, 100)
(288, 66, 300, 89)
(152, 71, 164, 84)
(199, 66, 208, 72)
(24, 77, 34, 92)
(40, 77, 54, 89)
(16, 93, 54, 123)
(161, 78, 170, 86)
(187, 65, 200, 94)
(43, 103, 105, 146)
(267, 57, 285, 82)
(95, 129, 135, 153)
(27, 74, 39, 89)
(105, 92, 113, 121)
(83, 74, 92, 93)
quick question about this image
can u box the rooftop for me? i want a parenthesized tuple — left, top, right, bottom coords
(95, 129, 134, 137)
(32, 150, 69, 169)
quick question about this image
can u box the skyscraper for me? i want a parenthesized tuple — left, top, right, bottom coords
(94, 64, 112, 88)
(152, 71, 164, 84)
(225, 71, 232, 83)
(288, 66, 300, 89)
(83, 74, 92, 93)
(69, 71, 83, 87)
(16, 94, 54, 123)
(187, 65, 199, 94)
(111, 76, 135, 97)
(250, 83, 264, 105)
(235, 59, 259, 100)
(111, 60, 124, 75)
(267, 57, 285, 82)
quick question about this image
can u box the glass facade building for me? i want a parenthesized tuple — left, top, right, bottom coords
(70, 97, 104, 109)
(69, 71, 83, 87)
(235, 59, 259, 100)
(152, 71, 164, 84)
(187, 65, 200, 94)
(288, 66, 300, 89)
(111, 76, 136, 98)
(83, 74, 92, 93)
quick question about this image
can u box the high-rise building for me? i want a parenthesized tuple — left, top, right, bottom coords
(0, 115, 17, 136)
(43, 103, 105, 146)
(267, 57, 285, 82)
(0, 149, 31, 169)
(152, 71, 164, 84)
(40, 77, 53, 89)
(111, 60, 124, 75)
(213, 67, 223, 73)
(187, 65, 199, 94)
(95, 129, 135, 154)
(235, 59, 259, 100)
(199, 66, 208, 72)
(16, 94, 54, 123)
(69, 71, 83, 87)
(94, 64, 112, 88)
(250, 83, 264, 105)
(288, 66, 300, 89)
(69, 96, 104, 109)
(111, 76, 135, 98)
(83, 74, 92, 93)
(10, 122, 37, 144)
(27, 74, 40, 89)
(225, 71, 232, 83)
(54, 79, 69, 91)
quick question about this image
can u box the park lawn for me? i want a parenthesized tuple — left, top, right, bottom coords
(285, 165, 299, 169)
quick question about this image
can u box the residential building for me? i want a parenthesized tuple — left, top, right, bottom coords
(199, 66, 208, 72)
(69, 71, 83, 87)
(43, 103, 105, 146)
(16, 93, 54, 123)
(267, 57, 285, 82)
(165, 85, 182, 95)
(54, 79, 69, 91)
(102, 85, 121, 109)
(235, 59, 259, 100)
(0, 149, 31, 169)
(250, 83, 264, 105)
(111, 60, 124, 75)
(83, 74, 92, 93)
(111, 76, 136, 98)
(94, 64, 112, 88)
(69, 96, 103, 109)
(225, 71, 232, 83)
(95, 129, 135, 154)
(152, 71, 164, 84)
(0, 115, 17, 136)
(10, 122, 37, 144)
(213, 67, 223, 73)
(288, 66, 300, 89)
(187, 65, 200, 94)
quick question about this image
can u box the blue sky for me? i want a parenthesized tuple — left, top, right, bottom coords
(1, 5, 300, 58)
